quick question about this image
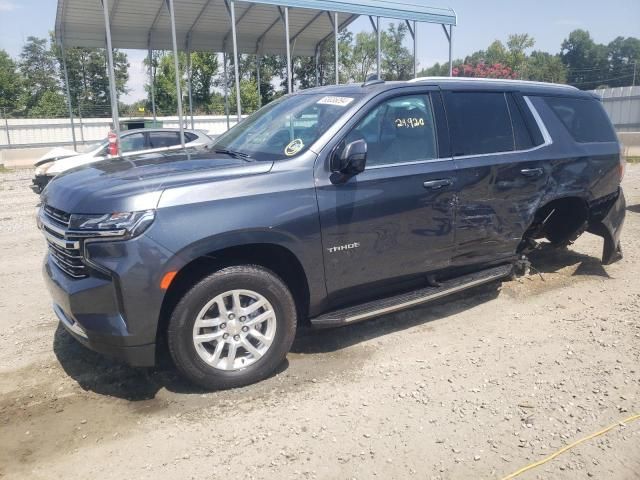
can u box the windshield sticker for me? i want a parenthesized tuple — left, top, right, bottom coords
(317, 96, 354, 107)
(395, 117, 425, 128)
(284, 139, 305, 156)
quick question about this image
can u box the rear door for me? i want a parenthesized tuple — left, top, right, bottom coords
(315, 87, 457, 304)
(444, 90, 550, 265)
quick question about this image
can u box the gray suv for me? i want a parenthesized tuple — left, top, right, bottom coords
(38, 78, 625, 389)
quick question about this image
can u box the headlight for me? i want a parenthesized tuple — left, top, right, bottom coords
(68, 210, 155, 238)
(35, 164, 49, 176)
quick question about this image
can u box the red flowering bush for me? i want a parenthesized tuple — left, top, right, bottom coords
(452, 63, 518, 79)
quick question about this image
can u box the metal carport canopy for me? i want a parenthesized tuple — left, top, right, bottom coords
(55, 0, 457, 56)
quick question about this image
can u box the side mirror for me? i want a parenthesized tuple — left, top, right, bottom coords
(332, 139, 367, 175)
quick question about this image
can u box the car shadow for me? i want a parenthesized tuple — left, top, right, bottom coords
(626, 203, 640, 214)
(52, 324, 287, 401)
(53, 244, 609, 400)
(527, 243, 610, 278)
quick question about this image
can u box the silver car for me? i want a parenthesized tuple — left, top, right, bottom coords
(31, 128, 214, 193)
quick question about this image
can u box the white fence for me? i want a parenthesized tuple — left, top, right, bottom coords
(591, 86, 640, 132)
(0, 115, 243, 148)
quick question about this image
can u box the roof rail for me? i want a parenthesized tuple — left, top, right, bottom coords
(407, 76, 578, 90)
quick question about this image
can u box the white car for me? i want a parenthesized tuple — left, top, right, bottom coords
(31, 128, 214, 193)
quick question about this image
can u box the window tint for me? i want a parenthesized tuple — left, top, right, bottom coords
(346, 94, 437, 167)
(120, 132, 146, 152)
(148, 131, 180, 148)
(543, 96, 617, 143)
(184, 132, 197, 143)
(445, 92, 513, 156)
(506, 94, 534, 150)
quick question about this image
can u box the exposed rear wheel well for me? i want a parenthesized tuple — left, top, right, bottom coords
(157, 244, 310, 359)
(521, 196, 589, 250)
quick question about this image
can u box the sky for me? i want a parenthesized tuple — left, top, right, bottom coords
(1, 0, 639, 103)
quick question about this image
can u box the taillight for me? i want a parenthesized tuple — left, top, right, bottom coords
(108, 130, 119, 156)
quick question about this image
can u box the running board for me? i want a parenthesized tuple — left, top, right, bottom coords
(311, 264, 513, 328)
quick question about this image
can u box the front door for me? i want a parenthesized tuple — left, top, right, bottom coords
(315, 90, 457, 305)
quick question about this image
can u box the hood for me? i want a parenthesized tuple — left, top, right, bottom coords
(34, 147, 79, 167)
(41, 149, 274, 214)
(38, 150, 98, 175)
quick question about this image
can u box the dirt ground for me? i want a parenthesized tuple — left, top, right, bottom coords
(0, 166, 638, 480)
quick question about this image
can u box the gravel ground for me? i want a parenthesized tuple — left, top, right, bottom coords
(0, 167, 638, 480)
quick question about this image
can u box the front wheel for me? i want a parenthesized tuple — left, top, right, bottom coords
(168, 265, 297, 390)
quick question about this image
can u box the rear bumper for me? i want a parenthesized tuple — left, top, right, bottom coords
(588, 187, 625, 265)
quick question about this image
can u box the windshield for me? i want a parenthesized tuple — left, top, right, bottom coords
(213, 93, 362, 161)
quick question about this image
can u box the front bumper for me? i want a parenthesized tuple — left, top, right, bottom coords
(44, 258, 157, 367)
(31, 174, 54, 194)
(588, 187, 626, 265)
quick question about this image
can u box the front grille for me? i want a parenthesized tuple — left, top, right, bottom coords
(47, 240, 87, 278)
(44, 205, 70, 227)
(41, 205, 88, 279)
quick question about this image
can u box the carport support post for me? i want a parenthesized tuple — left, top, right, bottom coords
(187, 40, 194, 129)
(314, 44, 320, 87)
(284, 7, 292, 93)
(102, 0, 120, 152)
(60, 40, 77, 150)
(413, 21, 417, 78)
(147, 46, 157, 122)
(230, 1, 242, 121)
(376, 16, 381, 80)
(334, 12, 338, 84)
(448, 25, 453, 76)
(256, 54, 262, 108)
(167, 0, 185, 147)
(223, 52, 230, 129)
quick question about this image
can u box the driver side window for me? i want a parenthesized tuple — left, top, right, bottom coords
(347, 94, 437, 167)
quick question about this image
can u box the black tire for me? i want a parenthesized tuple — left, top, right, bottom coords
(168, 265, 297, 390)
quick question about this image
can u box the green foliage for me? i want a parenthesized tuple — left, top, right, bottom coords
(525, 51, 567, 83)
(19, 36, 60, 116)
(381, 23, 414, 80)
(51, 33, 129, 116)
(560, 29, 609, 89)
(0, 50, 22, 114)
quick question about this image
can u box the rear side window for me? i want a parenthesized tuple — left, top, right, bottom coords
(148, 131, 181, 148)
(184, 132, 197, 142)
(543, 96, 616, 143)
(445, 92, 514, 156)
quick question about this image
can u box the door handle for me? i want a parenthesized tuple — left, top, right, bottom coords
(423, 179, 453, 190)
(520, 168, 544, 178)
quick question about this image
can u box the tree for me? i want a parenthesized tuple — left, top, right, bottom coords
(51, 36, 129, 117)
(148, 51, 187, 115)
(560, 29, 609, 89)
(525, 51, 567, 83)
(0, 50, 22, 114)
(381, 23, 414, 80)
(189, 51, 219, 113)
(506, 34, 535, 74)
(607, 36, 640, 87)
(19, 36, 61, 116)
